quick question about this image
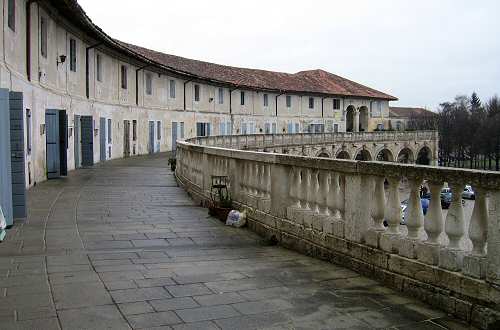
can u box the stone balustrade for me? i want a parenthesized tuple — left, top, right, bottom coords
(188, 130, 437, 149)
(186, 131, 439, 164)
(175, 139, 500, 329)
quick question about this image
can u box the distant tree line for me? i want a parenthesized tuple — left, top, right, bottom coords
(408, 93, 500, 170)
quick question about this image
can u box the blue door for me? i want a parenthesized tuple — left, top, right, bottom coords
(0, 89, 13, 226)
(100, 117, 106, 161)
(81, 116, 94, 167)
(148, 121, 155, 154)
(46, 109, 60, 179)
(9, 92, 27, 219)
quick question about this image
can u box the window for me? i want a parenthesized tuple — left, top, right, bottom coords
(226, 121, 231, 135)
(263, 94, 268, 107)
(272, 123, 277, 134)
(132, 120, 137, 141)
(196, 122, 210, 136)
(145, 73, 152, 95)
(308, 97, 314, 109)
(69, 38, 77, 72)
(220, 122, 226, 135)
(264, 123, 271, 134)
(218, 88, 224, 104)
(96, 54, 102, 82)
(377, 123, 384, 131)
(8, 0, 15, 31)
(333, 99, 341, 110)
(169, 80, 176, 98)
(180, 122, 185, 138)
(286, 95, 292, 108)
(295, 123, 300, 133)
(157, 121, 161, 139)
(107, 119, 112, 143)
(240, 91, 245, 106)
(26, 109, 32, 155)
(194, 84, 200, 102)
(40, 16, 47, 58)
(334, 124, 339, 133)
(121, 65, 127, 89)
(241, 123, 247, 135)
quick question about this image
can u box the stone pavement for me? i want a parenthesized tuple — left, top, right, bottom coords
(0, 154, 475, 330)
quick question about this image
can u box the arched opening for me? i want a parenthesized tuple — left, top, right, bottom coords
(376, 149, 394, 162)
(359, 106, 369, 132)
(397, 148, 415, 163)
(345, 105, 355, 132)
(336, 150, 350, 159)
(317, 152, 330, 158)
(416, 146, 431, 165)
(355, 149, 372, 161)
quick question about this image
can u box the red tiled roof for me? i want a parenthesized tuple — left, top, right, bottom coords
(389, 107, 436, 118)
(120, 42, 397, 100)
(61, 0, 397, 100)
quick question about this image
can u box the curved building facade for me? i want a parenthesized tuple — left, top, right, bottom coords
(1, 0, 397, 187)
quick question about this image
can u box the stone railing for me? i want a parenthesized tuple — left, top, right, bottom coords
(175, 139, 500, 329)
(187, 130, 438, 150)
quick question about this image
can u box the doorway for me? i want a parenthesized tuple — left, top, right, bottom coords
(45, 109, 68, 178)
(100, 117, 106, 162)
(123, 120, 130, 157)
(80, 116, 94, 167)
(148, 121, 155, 154)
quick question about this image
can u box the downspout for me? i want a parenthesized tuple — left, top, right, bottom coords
(136, 65, 149, 106)
(26, 1, 38, 81)
(183, 79, 193, 110)
(85, 42, 102, 99)
(321, 97, 326, 132)
(229, 87, 238, 133)
(275, 91, 284, 117)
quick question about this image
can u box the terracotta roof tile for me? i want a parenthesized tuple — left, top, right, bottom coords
(389, 107, 436, 118)
(119, 42, 397, 100)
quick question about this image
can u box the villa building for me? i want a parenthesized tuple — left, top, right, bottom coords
(1, 0, 396, 188)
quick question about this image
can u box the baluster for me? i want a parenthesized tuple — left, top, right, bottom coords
(371, 176, 386, 231)
(312, 170, 320, 215)
(463, 187, 488, 278)
(318, 170, 330, 216)
(417, 181, 444, 265)
(469, 188, 488, 256)
(379, 176, 401, 253)
(445, 181, 465, 249)
(264, 164, 271, 199)
(398, 178, 424, 258)
(439, 181, 466, 270)
(366, 175, 386, 248)
(424, 182, 444, 244)
(406, 178, 425, 239)
(385, 177, 401, 235)
(304, 169, 312, 211)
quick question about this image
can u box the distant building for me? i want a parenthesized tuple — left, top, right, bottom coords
(388, 107, 437, 131)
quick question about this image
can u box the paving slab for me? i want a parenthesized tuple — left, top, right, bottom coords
(1, 154, 473, 330)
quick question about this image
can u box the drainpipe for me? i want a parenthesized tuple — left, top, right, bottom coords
(229, 87, 238, 133)
(183, 79, 193, 110)
(321, 97, 327, 132)
(136, 65, 149, 106)
(85, 42, 102, 99)
(26, 1, 38, 81)
(275, 91, 284, 117)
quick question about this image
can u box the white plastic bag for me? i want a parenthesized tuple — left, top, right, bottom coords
(226, 210, 247, 228)
(0, 206, 6, 242)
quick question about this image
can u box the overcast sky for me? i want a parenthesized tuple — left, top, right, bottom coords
(78, 0, 499, 110)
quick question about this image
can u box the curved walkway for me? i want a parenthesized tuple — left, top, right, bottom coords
(0, 154, 473, 330)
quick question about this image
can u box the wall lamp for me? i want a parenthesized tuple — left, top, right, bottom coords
(57, 55, 67, 66)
